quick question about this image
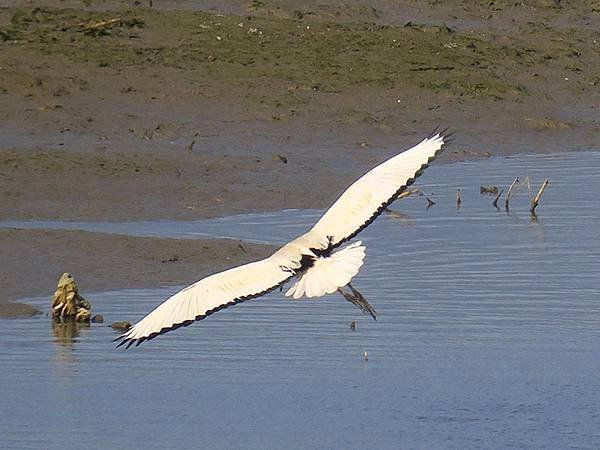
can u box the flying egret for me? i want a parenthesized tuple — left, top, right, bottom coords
(116, 130, 448, 348)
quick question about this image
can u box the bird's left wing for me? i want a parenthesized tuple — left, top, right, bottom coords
(307, 131, 448, 248)
(116, 256, 292, 348)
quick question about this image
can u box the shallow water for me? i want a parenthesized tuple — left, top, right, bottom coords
(2, 151, 600, 449)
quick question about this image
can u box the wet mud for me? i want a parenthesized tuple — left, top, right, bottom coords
(0, 228, 275, 317)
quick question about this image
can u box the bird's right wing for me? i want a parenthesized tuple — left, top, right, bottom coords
(116, 256, 292, 348)
(307, 131, 447, 248)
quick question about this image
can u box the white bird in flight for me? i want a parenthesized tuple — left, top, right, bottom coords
(116, 130, 449, 348)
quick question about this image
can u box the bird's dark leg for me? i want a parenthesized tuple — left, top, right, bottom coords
(337, 283, 377, 320)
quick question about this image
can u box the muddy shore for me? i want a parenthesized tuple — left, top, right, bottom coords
(1, 1, 599, 316)
(0, 228, 275, 317)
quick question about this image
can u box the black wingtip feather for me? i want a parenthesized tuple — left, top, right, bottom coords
(427, 126, 440, 139)
(430, 127, 454, 143)
(331, 129, 451, 249)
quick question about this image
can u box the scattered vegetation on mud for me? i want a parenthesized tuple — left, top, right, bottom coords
(1, 4, 598, 113)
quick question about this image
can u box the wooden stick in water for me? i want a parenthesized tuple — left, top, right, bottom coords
(397, 188, 422, 200)
(505, 177, 519, 211)
(492, 188, 504, 209)
(530, 179, 549, 214)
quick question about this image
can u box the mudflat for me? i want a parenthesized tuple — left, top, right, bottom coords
(1, 0, 598, 316)
(0, 228, 275, 317)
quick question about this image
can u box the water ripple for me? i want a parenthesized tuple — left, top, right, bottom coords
(2, 151, 600, 449)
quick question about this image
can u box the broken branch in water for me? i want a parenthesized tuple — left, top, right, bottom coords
(530, 179, 549, 214)
(397, 188, 423, 200)
(492, 188, 504, 209)
(505, 177, 520, 211)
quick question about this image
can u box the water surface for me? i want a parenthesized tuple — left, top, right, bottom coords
(1, 152, 600, 449)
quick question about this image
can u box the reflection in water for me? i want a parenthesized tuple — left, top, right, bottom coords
(52, 319, 90, 347)
(500, 205, 547, 241)
(51, 320, 90, 366)
(382, 208, 416, 226)
(528, 213, 546, 241)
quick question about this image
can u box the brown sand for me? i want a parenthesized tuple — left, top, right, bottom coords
(1, 0, 598, 316)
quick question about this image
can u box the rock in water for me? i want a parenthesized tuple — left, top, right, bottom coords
(111, 321, 132, 331)
(51, 273, 92, 322)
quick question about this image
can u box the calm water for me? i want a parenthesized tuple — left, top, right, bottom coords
(1, 151, 600, 449)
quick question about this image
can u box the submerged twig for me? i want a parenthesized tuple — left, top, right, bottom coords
(397, 188, 423, 200)
(530, 179, 549, 214)
(505, 177, 520, 211)
(492, 188, 504, 209)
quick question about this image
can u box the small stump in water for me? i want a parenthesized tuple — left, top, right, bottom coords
(111, 321, 132, 332)
(51, 273, 92, 322)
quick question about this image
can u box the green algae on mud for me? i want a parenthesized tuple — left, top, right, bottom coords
(2, 5, 598, 111)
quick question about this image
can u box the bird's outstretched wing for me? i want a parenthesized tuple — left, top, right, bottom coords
(307, 131, 448, 248)
(115, 256, 292, 348)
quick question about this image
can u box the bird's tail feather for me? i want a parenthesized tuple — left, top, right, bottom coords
(285, 242, 366, 299)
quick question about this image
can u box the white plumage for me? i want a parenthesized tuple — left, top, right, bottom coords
(116, 131, 448, 348)
(285, 241, 366, 299)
